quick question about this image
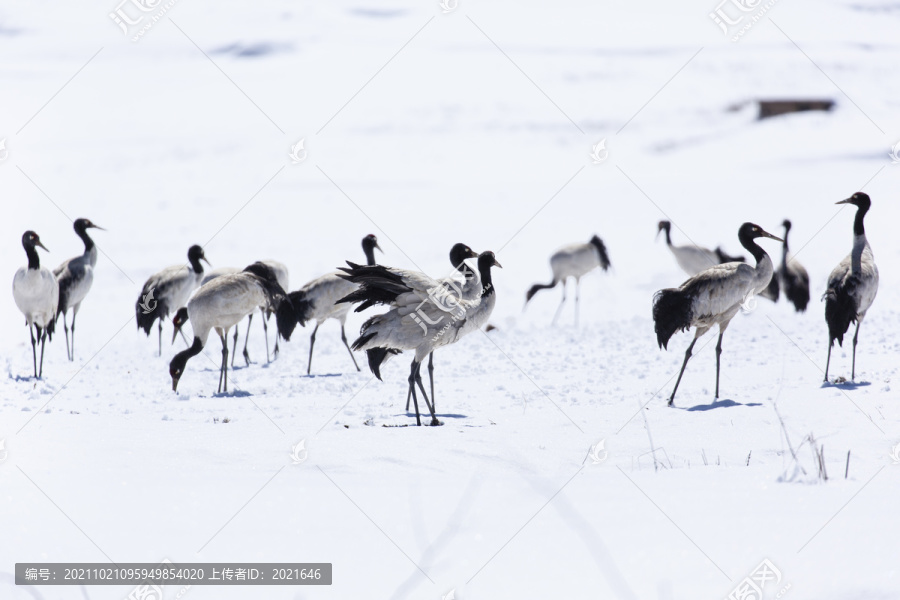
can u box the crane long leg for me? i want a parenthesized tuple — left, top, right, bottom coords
(825, 339, 833, 383)
(407, 361, 422, 426)
(70, 311, 77, 361)
(574, 279, 581, 328)
(30, 324, 38, 378)
(61, 312, 71, 361)
(406, 352, 435, 412)
(668, 337, 698, 406)
(552, 282, 566, 326)
(307, 323, 319, 375)
(414, 362, 439, 426)
(427, 352, 435, 413)
(259, 309, 271, 364)
(217, 331, 229, 394)
(230, 323, 239, 368)
(265, 310, 279, 360)
(38, 325, 47, 379)
(715, 330, 725, 399)
(851, 317, 863, 380)
(341, 325, 360, 372)
(242, 312, 253, 366)
(158, 321, 163, 357)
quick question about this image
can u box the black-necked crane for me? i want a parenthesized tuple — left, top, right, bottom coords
(201, 261, 290, 366)
(13, 231, 59, 378)
(653, 223, 782, 406)
(338, 242, 479, 411)
(288, 234, 380, 375)
(657, 220, 746, 276)
(169, 262, 300, 393)
(341, 251, 502, 426)
(136, 244, 209, 356)
(53, 218, 104, 361)
(524, 235, 611, 326)
(824, 193, 878, 382)
(776, 219, 810, 312)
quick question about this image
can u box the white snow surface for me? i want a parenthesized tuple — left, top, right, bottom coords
(1, 1, 899, 599)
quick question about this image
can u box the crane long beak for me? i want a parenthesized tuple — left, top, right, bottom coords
(91, 224, 107, 231)
(835, 198, 853, 205)
(202, 257, 212, 266)
(494, 259, 503, 268)
(35, 240, 49, 252)
(760, 231, 784, 242)
(375, 242, 383, 253)
(172, 377, 180, 392)
(171, 327, 180, 345)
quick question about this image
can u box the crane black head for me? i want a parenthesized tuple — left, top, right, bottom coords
(22, 230, 48, 252)
(449, 243, 478, 268)
(738, 223, 782, 242)
(837, 192, 870, 209)
(837, 192, 871, 236)
(74, 218, 105, 233)
(186, 245, 210, 273)
(656, 220, 672, 244)
(782, 219, 792, 232)
(737, 223, 782, 262)
(361, 234, 382, 266)
(362, 234, 381, 253)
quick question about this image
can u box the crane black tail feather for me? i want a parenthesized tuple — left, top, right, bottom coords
(824, 278, 858, 347)
(652, 288, 693, 350)
(365, 347, 402, 380)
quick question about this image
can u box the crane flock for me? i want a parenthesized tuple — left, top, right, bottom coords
(10, 192, 881, 424)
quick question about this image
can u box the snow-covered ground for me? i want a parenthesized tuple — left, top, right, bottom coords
(2, 1, 899, 598)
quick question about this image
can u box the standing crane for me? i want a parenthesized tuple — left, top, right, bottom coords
(653, 223, 781, 406)
(288, 234, 381, 375)
(338, 242, 479, 411)
(343, 251, 502, 426)
(13, 231, 59, 378)
(54, 218, 104, 361)
(824, 193, 878, 382)
(777, 219, 810, 312)
(136, 245, 209, 356)
(524, 235, 611, 326)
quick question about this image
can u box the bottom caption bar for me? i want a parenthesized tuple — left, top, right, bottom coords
(16, 563, 332, 585)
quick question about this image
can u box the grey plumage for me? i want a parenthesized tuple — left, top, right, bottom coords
(653, 222, 781, 406)
(824, 193, 878, 382)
